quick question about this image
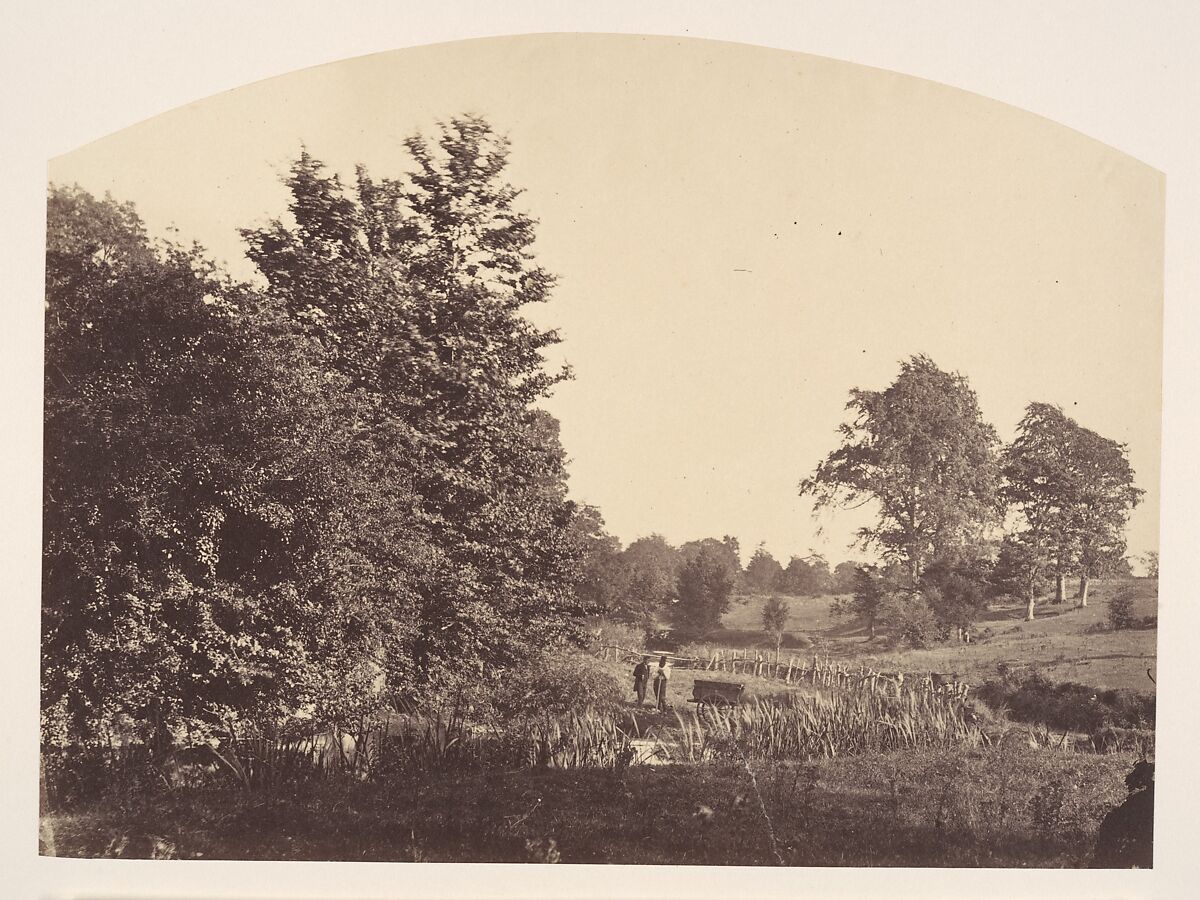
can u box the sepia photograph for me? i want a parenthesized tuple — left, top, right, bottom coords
(11, 5, 1197, 894)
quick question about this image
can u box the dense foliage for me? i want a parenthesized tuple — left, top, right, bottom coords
(673, 543, 737, 636)
(744, 545, 784, 594)
(43, 117, 592, 748)
(241, 118, 587, 686)
(976, 671, 1155, 734)
(44, 186, 350, 747)
(800, 355, 1003, 586)
(1000, 403, 1142, 619)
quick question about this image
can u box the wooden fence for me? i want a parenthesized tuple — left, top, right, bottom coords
(597, 645, 970, 699)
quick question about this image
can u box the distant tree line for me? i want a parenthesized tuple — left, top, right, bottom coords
(574, 522, 866, 637)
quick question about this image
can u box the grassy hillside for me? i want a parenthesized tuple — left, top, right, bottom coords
(689, 579, 1158, 692)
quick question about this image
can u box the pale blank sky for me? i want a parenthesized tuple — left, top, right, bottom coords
(48, 34, 1163, 567)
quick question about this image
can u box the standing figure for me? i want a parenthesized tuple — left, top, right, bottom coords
(632, 656, 651, 706)
(653, 655, 672, 711)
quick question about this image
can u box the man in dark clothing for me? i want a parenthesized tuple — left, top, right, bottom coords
(632, 657, 650, 706)
(1091, 759, 1154, 868)
(653, 655, 672, 711)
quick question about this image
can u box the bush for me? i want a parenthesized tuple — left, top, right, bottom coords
(587, 619, 648, 653)
(920, 561, 990, 630)
(482, 649, 624, 721)
(975, 671, 1155, 733)
(1107, 588, 1138, 630)
(42, 744, 162, 808)
(879, 593, 941, 648)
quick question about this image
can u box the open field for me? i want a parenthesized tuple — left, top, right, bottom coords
(44, 745, 1136, 866)
(686, 579, 1158, 693)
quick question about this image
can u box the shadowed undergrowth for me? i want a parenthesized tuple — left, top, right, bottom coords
(45, 746, 1135, 866)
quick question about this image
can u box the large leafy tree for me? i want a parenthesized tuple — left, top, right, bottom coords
(673, 543, 737, 636)
(800, 355, 1003, 586)
(998, 403, 1075, 619)
(620, 534, 682, 621)
(831, 561, 862, 595)
(1001, 403, 1142, 617)
(42, 186, 374, 746)
(744, 544, 784, 595)
(1069, 425, 1143, 605)
(680, 537, 742, 578)
(780, 553, 833, 597)
(241, 117, 582, 691)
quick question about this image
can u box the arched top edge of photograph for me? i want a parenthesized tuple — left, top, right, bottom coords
(39, 30, 1162, 874)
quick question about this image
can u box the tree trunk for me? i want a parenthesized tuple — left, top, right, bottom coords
(867, 614, 876, 640)
(1079, 575, 1090, 607)
(1054, 574, 1066, 604)
(1026, 593, 1036, 621)
(39, 755, 57, 857)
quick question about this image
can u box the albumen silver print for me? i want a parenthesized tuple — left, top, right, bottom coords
(39, 31, 1162, 874)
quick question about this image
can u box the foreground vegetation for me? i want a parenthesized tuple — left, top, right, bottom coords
(42, 650, 1151, 866)
(44, 745, 1136, 866)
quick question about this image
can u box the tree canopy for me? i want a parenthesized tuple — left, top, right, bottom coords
(241, 117, 584, 687)
(800, 355, 1003, 585)
(43, 117, 592, 746)
(1000, 402, 1142, 617)
(44, 185, 357, 744)
(744, 544, 784, 594)
(781, 554, 834, 597)
(673, 543, 737, 636)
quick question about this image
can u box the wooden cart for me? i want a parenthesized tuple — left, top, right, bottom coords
(688, 678, 745, 709)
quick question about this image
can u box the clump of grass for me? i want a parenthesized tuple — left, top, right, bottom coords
(524, 710, 636, 770)
(671, 687, 980, 763)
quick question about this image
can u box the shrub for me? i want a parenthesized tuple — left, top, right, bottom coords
(975, 671, 1155, 733)
(483, 649, 623, 721)
(587, 619, 649, 653)
(1107, 588, 1138, 630)
(879, 593, 941, 648)
(920, 561, 990, 630)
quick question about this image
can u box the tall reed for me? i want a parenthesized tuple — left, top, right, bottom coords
(672, 688, 981, 763)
